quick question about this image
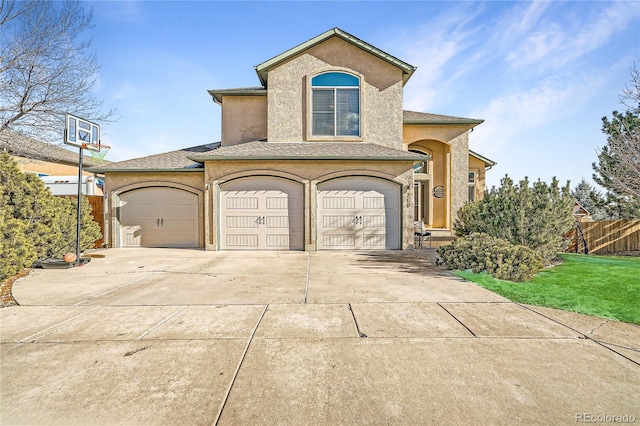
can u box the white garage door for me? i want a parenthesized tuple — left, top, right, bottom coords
(220, 177, 304, 250)
(318, 177, 400, 250)
(119, 187, 199, 248)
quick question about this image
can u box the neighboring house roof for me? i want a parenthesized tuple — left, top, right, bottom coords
(0, 129, 105, 168)
(573, 201, 591, 217)
(403, 110, 484, 126)
(255, 28, 417, 87)
(88, 142, 220, 172)
(469, 149, 497, 167)
(189, 141, 429, 162)
(208, 87, 267, 104)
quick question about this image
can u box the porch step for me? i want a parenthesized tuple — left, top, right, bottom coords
(424, 228, 454, 238)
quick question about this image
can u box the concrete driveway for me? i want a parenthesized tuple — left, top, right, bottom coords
(1, 249, 638, 425)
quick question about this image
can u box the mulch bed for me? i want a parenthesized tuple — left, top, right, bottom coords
(0, 269, 29, 308)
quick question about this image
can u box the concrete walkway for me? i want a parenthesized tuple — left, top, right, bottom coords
(1, 249, 638, 425)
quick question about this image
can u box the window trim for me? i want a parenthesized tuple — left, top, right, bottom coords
(306, 70, 364, 141)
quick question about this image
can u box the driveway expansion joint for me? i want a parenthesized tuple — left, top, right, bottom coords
(213, 304, 269, 426)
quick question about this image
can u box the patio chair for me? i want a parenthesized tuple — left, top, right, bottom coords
(414, 220, 432, 249)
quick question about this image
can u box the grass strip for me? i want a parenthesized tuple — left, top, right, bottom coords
(454, 253, 640, 324)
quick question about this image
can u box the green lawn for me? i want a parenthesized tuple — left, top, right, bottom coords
(454, 253, 640, 324)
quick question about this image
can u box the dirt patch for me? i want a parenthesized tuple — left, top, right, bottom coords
(0, 269, 28, 308)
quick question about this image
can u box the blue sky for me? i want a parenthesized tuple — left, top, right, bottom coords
(87, 1, 640, 189)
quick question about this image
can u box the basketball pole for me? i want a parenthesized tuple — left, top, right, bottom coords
(75, 140, 83, 266)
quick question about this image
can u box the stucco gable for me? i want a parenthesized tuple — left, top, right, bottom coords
(469, 149, 497, 167)
(255, 28, 416, 87)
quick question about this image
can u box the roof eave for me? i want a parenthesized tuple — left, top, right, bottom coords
(255, 28, 416, 87)
(85, 167, 204, 173)
(188, 155, 423, 162)
(208, 88, 267, 104)
(404, 119, 485, 127)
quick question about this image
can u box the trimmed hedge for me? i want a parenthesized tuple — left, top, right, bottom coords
(437, 233, 544, 282)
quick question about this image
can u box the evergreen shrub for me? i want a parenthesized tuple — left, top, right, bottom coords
(0, 152, 101, 281)
(437, 233, 544, 282)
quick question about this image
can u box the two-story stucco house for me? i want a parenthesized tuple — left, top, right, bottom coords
(92, 28, 495, 250)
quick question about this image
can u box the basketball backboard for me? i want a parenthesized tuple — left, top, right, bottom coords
(65, 113, 100, 149)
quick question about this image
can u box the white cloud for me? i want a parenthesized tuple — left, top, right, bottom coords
(507, 2, 640, 73)
(469, 69, 612, 157)
(396, 4, 486, 112)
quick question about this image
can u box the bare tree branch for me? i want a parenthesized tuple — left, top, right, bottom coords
(0, 0, 116, 144)
(620, 61, 640, 114)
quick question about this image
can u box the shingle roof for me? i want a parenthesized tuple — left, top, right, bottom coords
(403, 110, 483, 125)
(87, 142, 220, 172)
(0, 129, 104, 168)
(189, 141, 428, 161)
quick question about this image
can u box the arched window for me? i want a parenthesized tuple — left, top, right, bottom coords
(312, 72, 360, 136)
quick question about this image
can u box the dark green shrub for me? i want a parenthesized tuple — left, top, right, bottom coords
(0, 152, 101, 280)
(454, 176, 575, 265)
(437, 233, 544, 282)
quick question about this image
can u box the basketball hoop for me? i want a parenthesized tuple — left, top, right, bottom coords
(83, 142, 110, 163)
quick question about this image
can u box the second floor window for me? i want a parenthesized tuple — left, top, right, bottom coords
(312, 72, 360, 136)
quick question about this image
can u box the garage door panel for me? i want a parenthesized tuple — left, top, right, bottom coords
(226, 216, 260, 229)
(322, 234, 356, 247)
(362, 215, 385, 227)
(363, 234, 386, 247)
(226, 196, 259, 210)
(225, 234, 259, 248)
(266, 197, 290, 210)
(363, 197, 385, 209)
(265, 216, 291, 228)
(323, 196, 356, 209)
(323, 216, 356, 228)
(266, 234, 290, 248)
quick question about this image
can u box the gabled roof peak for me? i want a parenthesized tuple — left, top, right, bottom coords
(255, 27, 416, 87)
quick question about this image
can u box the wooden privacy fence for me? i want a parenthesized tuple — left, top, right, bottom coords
(569, 220, 640, 254)
(60, 195, 105, 248)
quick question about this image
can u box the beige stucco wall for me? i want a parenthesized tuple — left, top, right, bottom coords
(103, 171, 205, 248)
(267, 37, 404, 148)
(449, 133, 469, 227)
(204, 160, 415, 251)
(404, 124, 472, 231)
(469, 155, 488, 201)
(221, 96, 267, 146)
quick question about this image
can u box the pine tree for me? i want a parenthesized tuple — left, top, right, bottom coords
(454, 175, 575, 264)
(592, 64, 640, 219)
(571, 178, 607, 220)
